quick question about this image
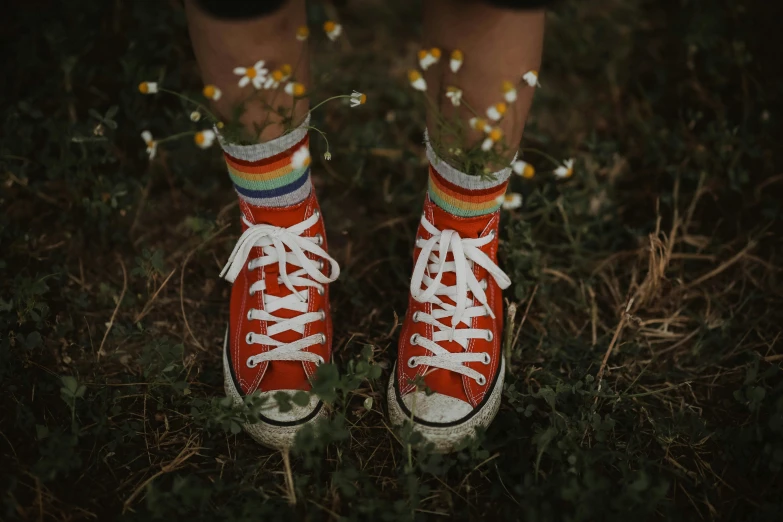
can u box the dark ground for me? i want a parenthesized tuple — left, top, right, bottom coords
(1, 0, 782, 520)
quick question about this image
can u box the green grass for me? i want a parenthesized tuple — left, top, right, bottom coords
(1, 0, 782, 520)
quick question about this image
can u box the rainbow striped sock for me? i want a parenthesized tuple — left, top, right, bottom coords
(219, 117, 312, 208)
(425, 133, 511, 217)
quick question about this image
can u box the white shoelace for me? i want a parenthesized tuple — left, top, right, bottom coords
(408, 216, 511, 385)
(220, 211, 340, 369)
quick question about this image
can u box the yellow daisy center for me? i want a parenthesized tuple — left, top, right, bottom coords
(194, 132, 205, 145)
(430, 47, 441, 58)
(408, 70, 422, 82)
(489, 128, 503, 141)
(202, 85, 216, 98)
(297, 26, 309, 38)
(451, 49, 463, 61)
(472, 118, 487, 130)
(504, 194, 515, 203)
(272, 70, 284, 81)
(501, 80, 514, 92)
(360, 93, 367, 104)
(418, 49, 428, 60)
(281, 64, 292, 76)
(138, 82, 149, 94)
(216, 122, 225, 129)
(246, 68, 257, 79)
(523, 164, 535, 178)
(293, 83, 306, 97)
(324, 21, 336, 33)
(496, 102, 507, 115)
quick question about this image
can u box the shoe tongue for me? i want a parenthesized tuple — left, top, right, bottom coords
(429, 201, 494, 239)
(240, 196, 311, 231)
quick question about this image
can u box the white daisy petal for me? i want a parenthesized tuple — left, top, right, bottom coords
(238, 76, 250, 88)
(233, 67, 247, 76)
(291, 145, 311, 169)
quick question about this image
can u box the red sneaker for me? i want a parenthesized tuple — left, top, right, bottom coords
(220, 192, 339, 449)
(388, 195, 511, 452)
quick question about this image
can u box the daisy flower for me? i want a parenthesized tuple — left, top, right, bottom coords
(138, 82, 158, 94)
(296, 25, 309, 41)
(234, 60, 268, 89)
(280, 64, 292, 77)
(418, 48, 441, 70)
(523, 70, 540, 87)
(202, 84, 222, 101)
(324, 20, 342, 41)
(445, 86, 462, 107)
(469, 117, 491, 133)
(502, 81, 518, 103)
(481, 127, 503, 151)
(190, 111, 201, 122)
(512, 160, 535, 179)
(408, 70, 427, 91)
(194, 130, 216, 149)
(264, 69, 287, 90)
(554, 158, 574, 178)
(450, 49, 463, 73)
(350, 91, 367, 107)
(486, 102, 507, 121)
(284, 82, 306, 97)
(324, 151, 332, 160)
(497, 192, 523, 210)
(141, 130, 157, 159)
(291, 145, 311, 169)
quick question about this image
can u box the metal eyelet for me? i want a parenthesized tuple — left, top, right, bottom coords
(481, 279, 488, 290)
(247, 309, 253, 321)
(319, 333, 327, 344)
(407, 357, 418, 368)
(313, 209, 321, 219)
(410, 333, 420, 345)
(317, 287, 325, 296)
(248, 289, 255, 296)
(246, 357, 258, 368)
(316, 355, 325, 365)
(315, 233, 323, 245)
(481, 352, 491, 365)
(412, 312, 419, 322)
(485, 330, 494, 342)
(476, 374, 487, 386)
(245, 332, 254, 344)
(318, 260, 324, 270)
(318, 309, 326, 321)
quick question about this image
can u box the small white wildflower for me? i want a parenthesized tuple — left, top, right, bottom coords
(350, 91, 367, 107)
(486, 102, 507, 122)
(324, 20, 342, 41)
(445, 86, 462, 107)
(512, 160, 535, 179)
(291, 145, 311, 169)
(449, 50, 463, 73)
(324, 151, 332, 160)
(523, 70, 540, 87)
(194, 130, 216, 149)
(190, 111, 201, 122)
(138, 82, 158, 94)
(408, 70, 427, 91)
(554, 158, 575, 179)
(141, 130, 157, 159)
(497, 193, 523, 210)
(233, 60, 268, 89)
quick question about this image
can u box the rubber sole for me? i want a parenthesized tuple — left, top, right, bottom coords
(222, 329, 326, 451)
(387, 358, 505, 453)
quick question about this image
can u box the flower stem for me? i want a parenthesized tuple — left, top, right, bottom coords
(519, 147, 563, 167)
(159, 88, 219, 122)
(155, 130, 198, 145)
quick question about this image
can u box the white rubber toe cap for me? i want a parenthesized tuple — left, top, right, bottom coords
(401, 390, 474, 424)
(257, 390, 321, 423)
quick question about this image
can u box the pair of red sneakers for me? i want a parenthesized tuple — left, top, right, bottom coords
(220, 189, 510, 452)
